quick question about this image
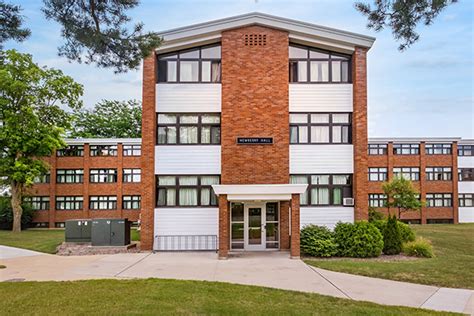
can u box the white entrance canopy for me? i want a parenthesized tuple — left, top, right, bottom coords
(212, 184, 308, 201)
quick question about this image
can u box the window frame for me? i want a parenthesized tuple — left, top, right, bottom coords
(289, 112, 352, 144)
(56, 145, 84, 157)
(459, 194, 474, 207)
(290, 174, 352, 207)
(123, 168, 141, 183)
(122, 195, 141, 210)
(458, 145, 474, 156)
(289, 44, 352, 84)
(156, 113, 221, 145)
(426, 193, 452, 207)
(425, 143, 452, 155)
(123, 145, 141, 156)
(157, 44, 222, 84)
(89, 169, 118, 183)
(56, 169, 84, 184)
(426, 167, 452, 181)
(89, 145, 118, 157)
(368, 167, 388, 182)
(34, 172, 50, 184)
(458, 168, 474, 182)
(393, 167, 420, 181)
(89, 196, 117, 210)
(24, 196, 50, 211)
(368, 144, 388, 155)
(368, 193, 388, 208)
(393, 143, 420, 155)
(155, 175, 220, 208)
(55, 196, 83, 211)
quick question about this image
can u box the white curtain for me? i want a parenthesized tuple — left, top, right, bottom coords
(298, 61, 307, 82)
(333, 175, 348, 185)
(311, 126, 329, 143)
(311, 175, 329, 185)
(310, 61, 328, 82)
(179, 176, 198, 185)
(211, 62, 221, 82)
(311, 188, 329, 205)
(180, 126, 198, 144)
(179, 188, 197, 206)
(201, 188, 210, 206)
(290, 176, 308, 204)
(201, 127, 210, 143)
(166, 189, 176, 206)
(179, 61, 199, 82)
(298, 126, 308, 143)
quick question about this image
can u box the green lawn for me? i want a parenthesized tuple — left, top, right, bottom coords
(306, 223, 474, 289)
(0, 229, 64, 254)
(0, 279, 456, 315)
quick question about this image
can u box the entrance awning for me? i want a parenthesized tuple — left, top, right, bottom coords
(212, 184, 308, 201)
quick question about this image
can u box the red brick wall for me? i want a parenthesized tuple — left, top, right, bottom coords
(368, 141, 459, 223)
(352, 47, 369, 220)
(220, 26, 289, 185)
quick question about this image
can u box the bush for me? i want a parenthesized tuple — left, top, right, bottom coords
(398, 221, 416, 243)
(403, 237, 434, 258)
(383, 215, 402, 255)
(300, 225, 338, 257)
(334, 221, 383, 258)
(368, 208, 385, 222)
(0, 196, 33, 230)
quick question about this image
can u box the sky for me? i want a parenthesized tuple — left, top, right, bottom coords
(5, 0, 474, 139)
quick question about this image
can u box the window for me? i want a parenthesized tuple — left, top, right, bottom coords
(427, 219, 453, 224)
(289, 45, 351, 83)
(393, 144, 419, 155)
(459, 194, 474, 207)
(123, 145, 141, 156)
(89, 169, 117, 183)
(34, 172, 50, 184)
(458, 168, 474, 181)
(368, 144, 387, 155)
(426, 193, 452, 207)
(290, 174, 352, 206)
(24, 196, 50, 210)
(55, 196, 83, 210)
(393, 167, 420, 181)
(156, 175, 219, 207)
(56, 169, 84, 183)
(90, 145, 117, 156)
(425, 143, 452, 155)
(458, 145, 473, 156)
(289, 113, 351, 144)
(368, 168, 388, 182)
(123, 195, 141, 210)
(123, 169, 141, 183)
(56, 145, 84, 157)
(369, 194, 387, 208)
(426, 167, 452, 181)
(157, 113, 220, 145)
(89, 196, 117, 210)
(157, 45, 221, 83)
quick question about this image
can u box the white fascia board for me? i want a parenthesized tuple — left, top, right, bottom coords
(156, 12, 375, 51)
(227, 194, 292, 201)
(212, 184, 308, 196)
(156, 34, 221, 54)
(368, 137, 462, 144)
(459, 139, 474, 145)
(65, 138, 141, 145)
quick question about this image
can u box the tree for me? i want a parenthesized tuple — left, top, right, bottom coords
(355, 0, 458, 50)
(0, 0, 161, 73)
(70, 100, 141, 138)
(382, 176, 423, 218)
(0, 1, 31, 49)
(0, 49, 83, 232)
(383, 214, 402, 255)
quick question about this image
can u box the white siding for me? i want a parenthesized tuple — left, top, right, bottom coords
(459, 207, 474, 223)
(458, 182, 474, 194)
(156, 84, 221, 112)
(290, 145, 353, 174)
(289, 84, 353, 112)
(155, 146, 221, 174)
(458, 157, 474, 168)
(300, 207, 354, 230)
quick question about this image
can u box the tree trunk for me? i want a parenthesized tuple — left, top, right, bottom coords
(11, 182, 23, 233)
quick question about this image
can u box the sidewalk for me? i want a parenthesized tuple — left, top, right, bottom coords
(0, 248, 472, 314)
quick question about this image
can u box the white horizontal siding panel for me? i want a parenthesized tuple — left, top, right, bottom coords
(156, 84, 221, 112)
(458, 182, 474, 193)
(459, 207, 474, 223)
(155, 146, 221, 174)
(300, 207, 354, 230)
(290, 145, 353, 174)
(458, 157, 474, 168)
(289, 84, 353, 112)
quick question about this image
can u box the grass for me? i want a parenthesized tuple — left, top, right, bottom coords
(306, 223, 474, 289)
(0, 279, 456, 315)
(0, 229, 64, 254)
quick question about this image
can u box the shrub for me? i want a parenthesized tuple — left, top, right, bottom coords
(398, 221, 416, 243)
(300, 225, 338, 257)
(383, 215, 402, 255)
(368, 208, 385, 222)
(334, 221, 383, 258)
(403, 237, 434, 258)
(0, 196, 33, 230)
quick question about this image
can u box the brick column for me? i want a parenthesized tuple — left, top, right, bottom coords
(352, 47, 369, 221)
(420, 142, 427, 224)
(279, 201, 290, 250)
(140, 53, 157, 251)
(83, 144, 90, 220)
(452, 142, 459, 224)
(117, 143, 124, 219)
(290, 194, 300, 259)
(218, 195, 229, 259)
(49, 153, 57, 228)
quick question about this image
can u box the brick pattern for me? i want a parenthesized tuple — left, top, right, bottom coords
(221, 26, 289, 185)
(140, 54, 158, 250)
(218, 195, 230, 258)
(368, 141, 459, 223)
(290, 194, 300, 258)
(28, 143, 141, 227)
(352, 47, 369, 221)
(279, 201, 290, 249)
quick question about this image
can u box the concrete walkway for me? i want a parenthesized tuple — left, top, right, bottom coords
(0, 245, 43, 259)
(0, 249, 472, 314)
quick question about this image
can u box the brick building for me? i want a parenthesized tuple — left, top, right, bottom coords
(26, 13, 474, 258)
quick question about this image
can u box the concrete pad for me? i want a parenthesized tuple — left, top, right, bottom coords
(0, 245, 42, 259)
(310, 266, 438, 308)
(421, 288, 474, 314)
(71, 253, 150, 278)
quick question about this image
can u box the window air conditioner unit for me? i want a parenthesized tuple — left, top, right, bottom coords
(343, 198, 354, 206)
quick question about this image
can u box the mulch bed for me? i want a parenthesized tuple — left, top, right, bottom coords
(56, 242, 140, 256)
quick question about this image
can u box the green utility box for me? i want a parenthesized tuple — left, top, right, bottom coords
(65, 220, 92, 242)
(91, 219, 131, 246)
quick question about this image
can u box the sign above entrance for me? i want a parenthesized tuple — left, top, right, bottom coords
(236, 137, 273, 145)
